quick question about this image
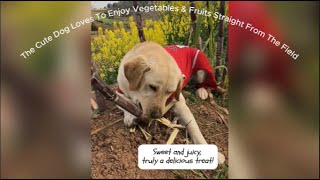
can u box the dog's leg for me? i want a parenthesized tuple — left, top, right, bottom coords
(116, 92, 136, 127)
(173, 94, 207, 144)
(195, 70, 209, 100)
(196, 87, 209, 100)
(173, 93, 226, 164)
(196, 70, 207, 83)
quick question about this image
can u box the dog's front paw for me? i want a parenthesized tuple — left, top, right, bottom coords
(218, 152, 226, 165)
(123, 112, 136, 127)
(196, 87, 209, 100)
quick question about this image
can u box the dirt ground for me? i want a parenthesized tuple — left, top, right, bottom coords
(91, 88, 229, 179)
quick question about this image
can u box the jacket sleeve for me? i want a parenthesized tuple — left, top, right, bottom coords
(192, 50, 218, 90)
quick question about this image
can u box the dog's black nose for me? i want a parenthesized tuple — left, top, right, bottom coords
(150, 111, 162, 119)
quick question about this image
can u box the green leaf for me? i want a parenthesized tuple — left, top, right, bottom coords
(202, 36, 210, 52)
(214, 65, 228, 73)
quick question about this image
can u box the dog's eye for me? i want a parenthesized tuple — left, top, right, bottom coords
(149, 85, 157, 92)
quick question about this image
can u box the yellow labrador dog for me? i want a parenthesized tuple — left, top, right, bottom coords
(116, 42, 225, 164)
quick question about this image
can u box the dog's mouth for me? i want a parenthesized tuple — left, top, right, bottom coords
(135, 101, 151, 124)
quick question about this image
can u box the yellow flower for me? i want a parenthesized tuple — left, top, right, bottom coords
(112, 21, 117, 29)
(100, 73, 106, 78)
(92, 2, 214, 84)
(119, 21, 124, 29)
(98, 27, 103, 35)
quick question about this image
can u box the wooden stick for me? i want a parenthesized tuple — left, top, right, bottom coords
(133, 1, 146, 42)
(90, 62, 148, 124)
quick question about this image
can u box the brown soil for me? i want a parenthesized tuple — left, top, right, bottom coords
(91, 90, 228, 179)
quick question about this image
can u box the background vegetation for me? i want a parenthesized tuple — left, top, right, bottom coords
(91, 1, 229, 107)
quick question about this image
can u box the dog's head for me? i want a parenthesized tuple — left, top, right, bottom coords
(123, 53, 183, 119)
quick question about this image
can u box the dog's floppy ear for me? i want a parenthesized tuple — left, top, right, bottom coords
(175, 75, 185, 101)
(124, 55, 150, 91)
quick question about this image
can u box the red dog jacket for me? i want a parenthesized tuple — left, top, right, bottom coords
(164, 44, 218, 90)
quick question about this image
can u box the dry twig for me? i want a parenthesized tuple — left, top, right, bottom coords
(191, 170, 206, 179)
(91, 119, 122, 135)
(138, 125, 152, 141)
(200, 170, 210, 179)
(166, 128, 179, 144)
